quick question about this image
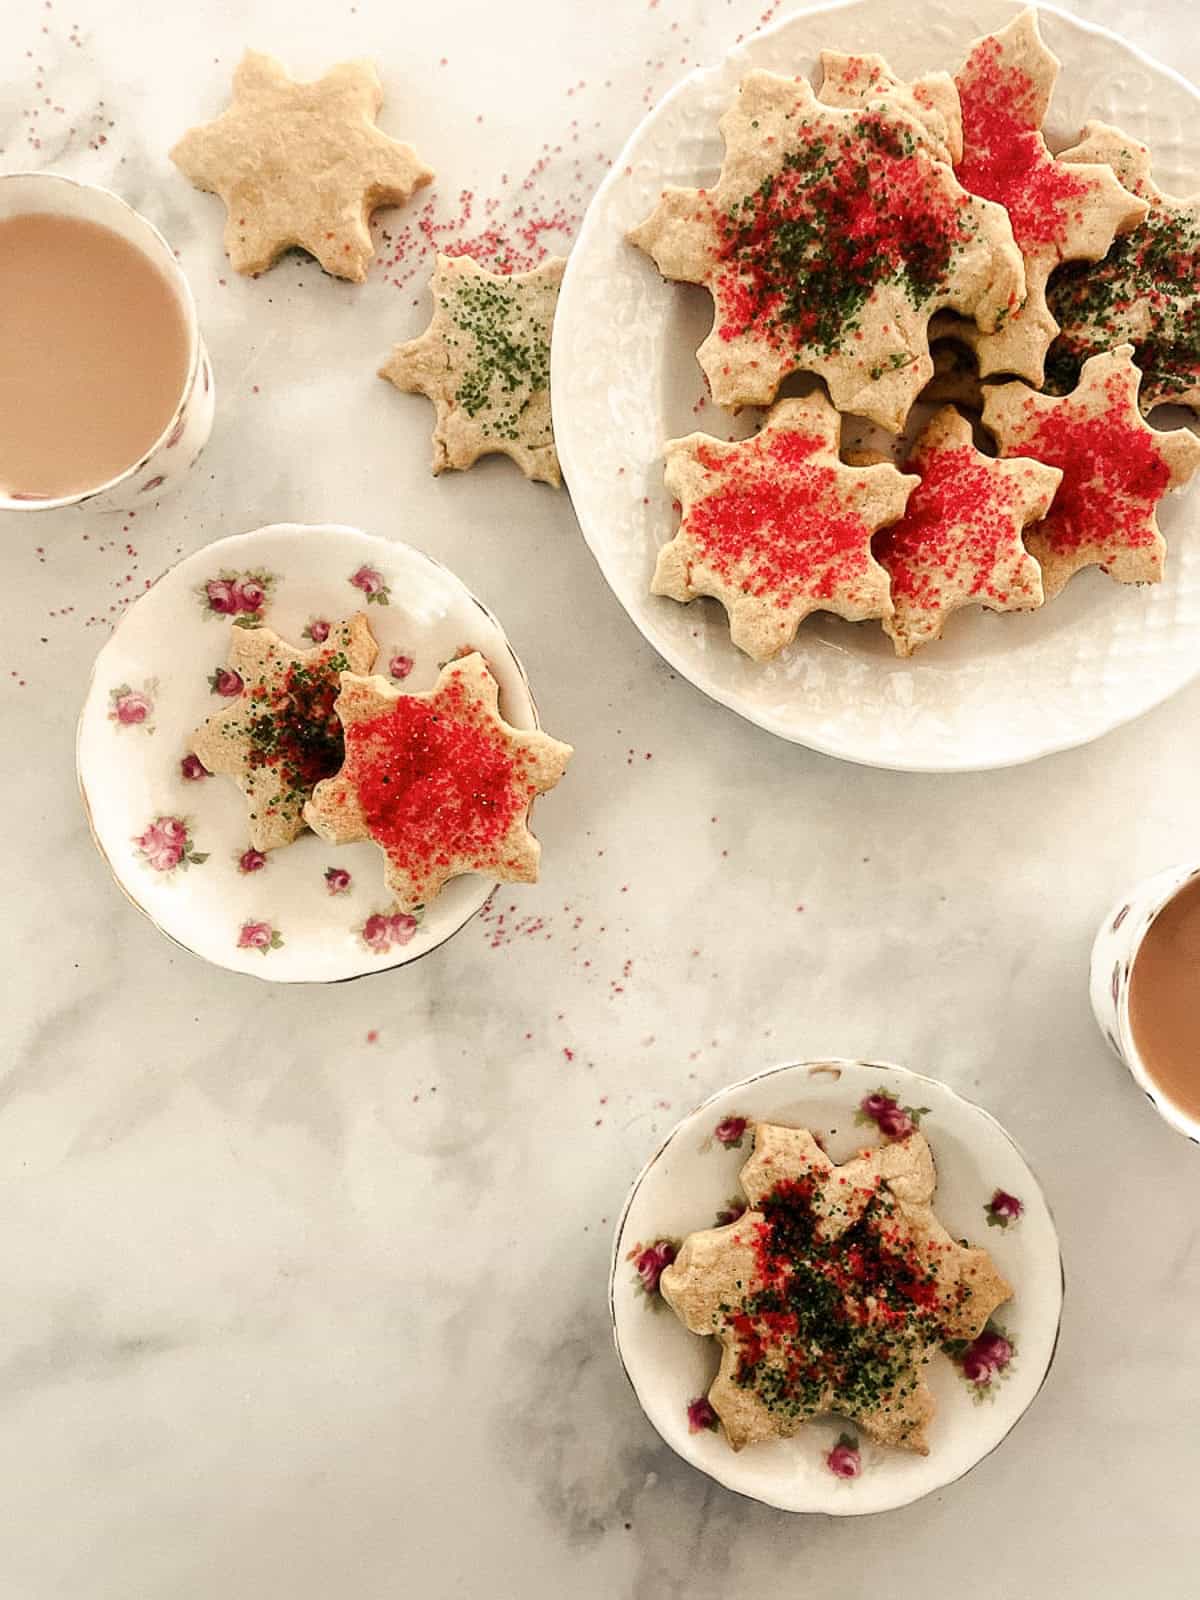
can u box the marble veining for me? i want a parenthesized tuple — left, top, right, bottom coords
(0, 0, 1196, 1596)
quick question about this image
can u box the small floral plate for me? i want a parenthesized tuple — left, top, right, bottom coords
(610, 1059, 1063, 1515)
(77, 523, 542, 982)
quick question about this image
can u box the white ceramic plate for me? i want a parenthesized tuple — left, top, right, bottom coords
(553, 0, 1200, 771)
(77, 523, 540, 983)
(610, 1059, 1063, 1514)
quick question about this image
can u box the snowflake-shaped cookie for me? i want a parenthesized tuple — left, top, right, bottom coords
(654, 394, 917, 660)
(629, 70, 1024, 431)
(873, 406, 1062, 656)
(189, 614, 378, 850)
(380, 254, 565, 485)
(304, 653, 572, 910)
(660, 1122, 1011, 1454)
(817, 49, 962, 166)
(939, 10, 1147, 384)
(1045, 121, 1200, 412)
(171, 51, 433, 282)
(983, 345, 1200, 598)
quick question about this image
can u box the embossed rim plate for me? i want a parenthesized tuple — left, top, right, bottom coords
(609, 1059, 1064, 1514)
(77, 523, 541, 983)
(553, 0, 1200, 770)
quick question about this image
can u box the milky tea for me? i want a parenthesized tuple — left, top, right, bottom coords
(0, 212, 191, 500)
(1127, 876, 1200, 1124)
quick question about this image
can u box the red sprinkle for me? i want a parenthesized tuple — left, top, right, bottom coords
(999, 375, 1170, 557)
(686, 429, 875, 608)
(878, 443, 1026, 605)
(340, 673, 533, 897)
(956, 37, 1091, 249)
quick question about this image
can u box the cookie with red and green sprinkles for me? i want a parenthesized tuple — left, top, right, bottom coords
(189, 614, 378, 851)
(874, 406, 1062, 656)
(380, 253, 565, 486)
(1045, 121, 1200, 413)
(303, 653, 572, 911)
(937, 9, 1147, 385)
(629, 69, 1024, 432)
(983, 344, 1200, 599)
(654, 393, 918, 661)
(817, 48, 962, 167)
(660, 1122, 1012, 1454)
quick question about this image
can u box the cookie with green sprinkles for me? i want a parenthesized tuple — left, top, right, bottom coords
(817, 49, 962, 167)
(1045, 121, 1200, 413)
(934, 10, 1148, 386)
(189, 614, 378, 851)
(660, 1122, 1012, 1455)
(380, 253, 565, 486)
(628, 69, 1024, 432)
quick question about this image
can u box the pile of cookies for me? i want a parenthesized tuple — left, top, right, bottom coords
(190, 615, 571, 911)
(632, 8, 1200, 658)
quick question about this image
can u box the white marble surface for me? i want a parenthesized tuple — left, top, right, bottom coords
(0, 0, 1196, 1594)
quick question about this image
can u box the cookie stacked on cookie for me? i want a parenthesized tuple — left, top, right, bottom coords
(633, 8, 1200, 658)
(190, 618, 571, 911)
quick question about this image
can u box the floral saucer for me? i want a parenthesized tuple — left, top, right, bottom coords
(610, 1059, 1063, 1515)
(77, 523, 542, 982)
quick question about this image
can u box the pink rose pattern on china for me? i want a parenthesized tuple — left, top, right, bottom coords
(197, 568, 277, 627)
(303, 618, 332, 644)
(952, 1323, 1016, 1401)
(108, 680, 158, 733)
(324, 866, 352, 896)
(237, 920, 283, 954)
(180, 753, 210, 781)
(208, 666, 244, 697)
(856, 1090, 930, 1140)
(713, 1115, 749, 1148)
(133, 816, 208, 875)
(237, 848, 267, 874)
(389, 652, 415, 681)
(626, 1238, 677, 1301)
(686, 1397, 718, 1434)
(349, 564, 390, 605)
(826, 1434, 862, 1479)
(985, 1189, 1024, 1229)
(360, 909, 421, 953)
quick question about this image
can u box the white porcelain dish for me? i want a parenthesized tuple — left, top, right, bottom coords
(77, 523, 541, 983)
(552, 0, 1200, 770)
(610, 1058, 1064, 1514)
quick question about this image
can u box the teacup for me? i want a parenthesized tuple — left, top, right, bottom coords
(1089, 861, 1200, 1145)
(0, 172, 214, 514)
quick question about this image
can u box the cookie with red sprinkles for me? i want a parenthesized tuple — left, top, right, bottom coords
(817, 49, 962, 167)
(304, 653, 572, 911)
(171, 51, 433, 282)
(629, 69, 1024, 431)
(380, 253, 565, 485)
(983, 344, 1200, 598)
(1045, 121, 1200, 413)
(189, 614, 378, 850)
(654, 394, 918, 660)
(660, 1122, 1011, 1454)
(938, 9, 1147, 384)
(874, 406, 1062, 656)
